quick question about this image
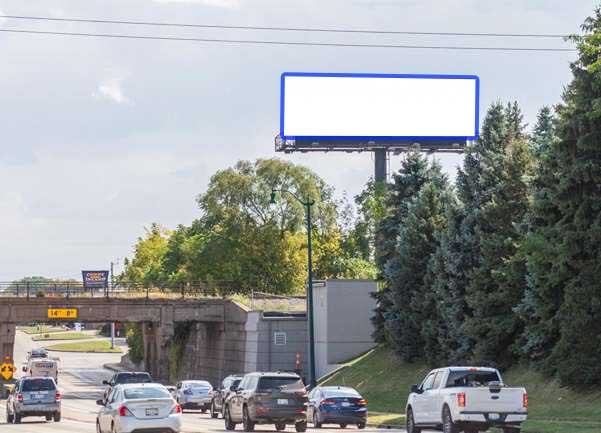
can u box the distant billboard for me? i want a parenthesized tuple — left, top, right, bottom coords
(280, 72, 479, 141)
(82, 270, 109, 289)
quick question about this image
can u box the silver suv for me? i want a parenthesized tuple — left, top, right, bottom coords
(6, 377, 61, 424)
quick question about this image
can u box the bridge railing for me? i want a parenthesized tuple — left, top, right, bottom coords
(0, 281, 241, 300)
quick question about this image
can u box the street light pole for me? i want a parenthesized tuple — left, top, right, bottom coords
(271, 189, 317, 388)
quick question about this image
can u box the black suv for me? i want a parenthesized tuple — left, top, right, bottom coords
(211, 374, 243, 418)
(102, 371, 152, 403)
(224, 372, 308, 432)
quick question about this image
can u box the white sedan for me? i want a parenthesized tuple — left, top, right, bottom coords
(96, 383, 182, 433)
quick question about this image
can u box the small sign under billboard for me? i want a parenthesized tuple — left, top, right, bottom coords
(82, 270, 109, 289)
(280, 72, 479, 140)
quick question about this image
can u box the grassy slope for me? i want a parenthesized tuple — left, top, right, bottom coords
(17, 326, 66, 335)
(32, 332, 92, 341)
(320, 346, 601, 433)
(45, 340, 121, 353)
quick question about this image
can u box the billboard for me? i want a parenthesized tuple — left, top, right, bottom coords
(280, 72, 479, 140)
(82, 270, 109, 289)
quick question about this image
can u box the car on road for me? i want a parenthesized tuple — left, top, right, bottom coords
(211, 374, 243, 418)
(28, 358, 59, 383)
(406, 367, 528, 433)
(223, 371, 308, 432)
(175, 380, 213, 412)
(5, 376, 61, 424)
(308, 386, 367, 429)
(96, 382, 182, 433)
(102, 371, 153, 403)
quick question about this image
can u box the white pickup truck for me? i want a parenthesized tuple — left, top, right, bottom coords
(406, 367, 527, 433)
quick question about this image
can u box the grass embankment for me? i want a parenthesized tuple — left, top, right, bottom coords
(45, 340, 121, 353)
(33, 332, 93, 341)
(320, 346, 601, 433)
(18, 326, 66, 335)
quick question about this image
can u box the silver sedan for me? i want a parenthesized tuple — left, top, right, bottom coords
(96, 383, 182, 433)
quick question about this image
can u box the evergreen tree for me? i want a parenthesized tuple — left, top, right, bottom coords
(460, 102, 532, 369)
(516, 107, 563, 364)
(372, 152, 439, 343)
(384, 162, 449, 362)
(535, 9, 601, 385)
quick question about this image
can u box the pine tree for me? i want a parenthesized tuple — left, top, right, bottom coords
(372, 151, 440, 343)
(459, 102, 532, 369)
(384, 162, 449, 362)
(516, 107, 563, 364)
(535, 9, 601, 385)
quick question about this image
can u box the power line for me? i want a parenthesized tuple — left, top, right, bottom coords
(0, 14, 573, 38)
(0, 28, 576, 52)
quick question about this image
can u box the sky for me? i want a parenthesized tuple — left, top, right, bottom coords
(0, 0, 595, 280)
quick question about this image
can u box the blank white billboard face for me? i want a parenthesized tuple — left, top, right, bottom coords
(280, 73, 479, 140)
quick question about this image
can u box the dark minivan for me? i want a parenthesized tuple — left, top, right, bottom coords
(211, 374, 243, 418)
(102, 371, 153, 403)
(308, 386, 367, 429)
(224, 372, 308, 432)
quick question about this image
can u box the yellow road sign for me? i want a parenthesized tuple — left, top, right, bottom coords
(0, 363, 16, 381)
(47, 308, 78, 319)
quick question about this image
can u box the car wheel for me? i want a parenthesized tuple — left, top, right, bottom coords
(313, 411, 322, 428)
(54, 412, 61, 422)
(406, 408, 421, 433)
(211, 401, 219, 418)
(243, 406, 255, 432)
(357, 423, 366, 430)
(224, 406, 237, 431)
(340, 423, 347, 429)
(14, 413, 22, 424)
(202, 408, 208, 414)
(442, 406, 459, 433)
(46, 414, 52, 421)
(295, 421, 307, 432)
(276, 423, 286, 431)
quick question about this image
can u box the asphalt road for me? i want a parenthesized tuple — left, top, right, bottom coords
(1, 330, 408, 433)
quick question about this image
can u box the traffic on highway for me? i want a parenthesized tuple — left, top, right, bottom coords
(0, 328, 407, 433)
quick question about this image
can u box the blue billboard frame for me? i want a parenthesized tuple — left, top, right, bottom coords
(280, 72, 480, 141)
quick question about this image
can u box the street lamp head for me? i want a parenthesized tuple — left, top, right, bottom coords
(270, 190, 277, 204)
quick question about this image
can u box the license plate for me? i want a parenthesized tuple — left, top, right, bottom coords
(341, 402, 351, 407)
(145, 408, 159, 416)
(277, 399, 288, 405)
(489, 413, 500, 420)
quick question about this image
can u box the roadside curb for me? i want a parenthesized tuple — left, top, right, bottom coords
(103, 363, 128, 372)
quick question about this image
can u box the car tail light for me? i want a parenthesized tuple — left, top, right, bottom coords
(256, 406, 270, 414)
(119, 406, 133, 417)
(457, 392, 466, 408)
(171, 404, 183, 414)
(523, 393, 528, 409)
(55, 391, 62, 402)
(357, 399, 368, 406)
(17, 393, 23, 402)
(321, 399, 335, 406)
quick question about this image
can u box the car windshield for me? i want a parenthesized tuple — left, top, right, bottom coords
(22, 378, 55, 392)
(232, 379, 241, 388)
(116, 373, 152, 384)
(446, 370, 501, 387)
(124, 387, 171, 399)
(258, 377, 303, 391)
(323, 389, 361, 398)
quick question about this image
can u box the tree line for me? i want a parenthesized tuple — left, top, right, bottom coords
(372, 9, 601, 387)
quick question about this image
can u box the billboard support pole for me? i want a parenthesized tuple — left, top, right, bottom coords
(374, 149, 387, 183)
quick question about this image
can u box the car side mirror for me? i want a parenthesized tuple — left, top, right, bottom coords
(102, 380, 109, 385)
(411, 384, 422, 394)
(230, 385, 238, 392)
(96, 399, 105, 406)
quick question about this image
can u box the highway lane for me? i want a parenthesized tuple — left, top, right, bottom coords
(2, 329, 408, 433)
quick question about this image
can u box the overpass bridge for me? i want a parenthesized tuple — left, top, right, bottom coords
(0, 295, 249, 384)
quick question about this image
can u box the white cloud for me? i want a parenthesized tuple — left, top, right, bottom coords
(153, 0, 239, 8)
(94, 78, 128, 104)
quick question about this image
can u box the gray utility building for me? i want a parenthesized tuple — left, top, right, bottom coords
(243, 279, 377, 381)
